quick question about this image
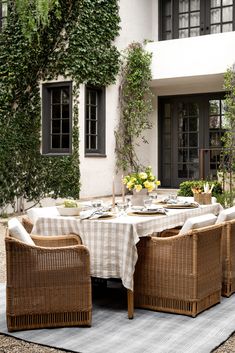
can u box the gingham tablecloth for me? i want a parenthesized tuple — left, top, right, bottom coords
(31, 203, 222, 290)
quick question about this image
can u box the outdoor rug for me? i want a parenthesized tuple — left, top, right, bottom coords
(1, 281, 235, 353)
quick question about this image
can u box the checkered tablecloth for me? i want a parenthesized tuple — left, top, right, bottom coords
(31, 203, 222, 290)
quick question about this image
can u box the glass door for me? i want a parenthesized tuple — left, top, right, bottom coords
(159, 93, 225, 187)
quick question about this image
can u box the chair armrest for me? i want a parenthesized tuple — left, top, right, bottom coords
(22, 216, 34, 233)
(31, 233, 82, 247)
(5, 237, 90, 288)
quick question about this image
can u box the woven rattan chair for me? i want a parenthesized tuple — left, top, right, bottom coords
(134, 223, 223, 317)
(22, 216, 34, 233)
(221, 219, 235, 297)
(5, 230, 92, 331)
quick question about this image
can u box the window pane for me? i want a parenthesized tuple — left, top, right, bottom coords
(90, 106, 96, 120)
(211, 8, 221, 23)
(52, 135, 60, 148)
(188, 165, 199, 178)
(166, 17, 172, 31)
(189, 149, 198, 162)
(165, 1, 172, 15)
(163, 149, 171, 163)
(211, 24, 221, 32)
(2, 2, 7, 17)
(62, 105, 69, 119)
(90, 91, 97, 105)
(211, 0, 221, 6)
(221, 115, 229, 128)
(178, 133, 188, 147)
(179, 0, 189, 12)
(163, 134, 171, 147)
(62, 135, 69, 148)
(210, 132, 221, 146)
(52, 120, 60, 133)
(209, 100, 220, 114)
(90, 120, 97, 134)
(189, 117, 198, 131)
(190, 12, 200, 26)
(222, 6, 233, 21)
(52, 88, 61, 104)
(189, 133, 198, 146)
(178, 149, 188, 163)
(62, 119, 69, 133)
(223, 0, 233, 5)
(178, 117, 188, 132)
(178, 164, 188, 178)
(191, 0, 200, 11)
(164, 119, 171, 133)
(52, 105, 60, 119)
(62, 88, 69, 104)
(164, 103, 171, 117)
(179, 29, 189, 37)
(90, 136, 97, 149)
(179, 13, 189, 28)
(189, 103, 199, 116)
(222, 23, 233, 31)
(209, 116, 220, 128)
(190, 28, 200, 36)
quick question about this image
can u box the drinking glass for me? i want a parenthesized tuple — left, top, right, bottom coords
(144, 198, 152, 209)
(117, 201, 129, 216)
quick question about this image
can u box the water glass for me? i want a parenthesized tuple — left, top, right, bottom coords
(144, 198, 152, 209)
(117, 201, 129, 216)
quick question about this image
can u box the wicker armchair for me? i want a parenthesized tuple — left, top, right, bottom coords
(134, 223, 223, 317)
(22, 216, 34, 233)
(221, 219, 235, 297)
(5, 231, 92, 331)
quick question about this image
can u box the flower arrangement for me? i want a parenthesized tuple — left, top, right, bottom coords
(123, 166, 160, 193)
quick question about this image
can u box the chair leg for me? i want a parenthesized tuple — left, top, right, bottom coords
(127, 289, 134, 319)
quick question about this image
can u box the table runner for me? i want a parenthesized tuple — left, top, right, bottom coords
(32, 203, 222, 290)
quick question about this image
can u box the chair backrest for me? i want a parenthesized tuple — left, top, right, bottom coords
(216, 206, 235, 224)
(179, 213, 217, 235)
(27, 206, 60, 222)
(8, 218, 35, 245)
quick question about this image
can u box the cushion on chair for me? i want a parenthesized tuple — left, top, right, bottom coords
(8, 218, 35, 245)
(27, 206, 60, 223)
(179, 213, 217, 235)
(216, 206, 235, 224)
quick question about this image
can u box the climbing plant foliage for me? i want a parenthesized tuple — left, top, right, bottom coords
(0, 0, 120, 210)
(115, 42, 153, 173)
(220, 67, 235, 206)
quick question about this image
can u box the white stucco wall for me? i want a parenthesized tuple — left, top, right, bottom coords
(79, 0, 154, 198)
(146, 31, 235, 95)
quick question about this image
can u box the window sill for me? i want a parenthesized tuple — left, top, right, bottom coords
(42, 153, 72, 156)
(85, 153, 107, 158)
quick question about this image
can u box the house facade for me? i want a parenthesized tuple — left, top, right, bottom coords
(4, 1, 234, 199)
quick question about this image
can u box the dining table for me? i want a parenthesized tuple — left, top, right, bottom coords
(31, 199, 223, 319)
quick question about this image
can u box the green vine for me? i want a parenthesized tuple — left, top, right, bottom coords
(0, 0, 120, 210)
(220, 67, 235, 206)
(115, 42, 153, 173)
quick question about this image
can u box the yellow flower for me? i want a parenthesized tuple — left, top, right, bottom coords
(127, 181, 133, 190)
(155, 180, 161, 186)
(135, 184, 142, 192)
(139, 172, 147, 180)
(143, 180, 151, 188)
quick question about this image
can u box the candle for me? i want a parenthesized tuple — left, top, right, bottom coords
(112, 175, 115, 209)
(121, 174, 125, 202)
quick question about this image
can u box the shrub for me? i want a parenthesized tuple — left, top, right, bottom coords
(178, 180, 223, 198)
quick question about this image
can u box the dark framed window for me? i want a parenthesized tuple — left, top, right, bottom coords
(159, 0, 235, 40)
(0, 0, 7, 29)
(85, 86, 106, 156)
(42, 81, 72, 155)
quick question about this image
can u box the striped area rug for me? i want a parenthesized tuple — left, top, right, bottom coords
(1, 282, 235, 353)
